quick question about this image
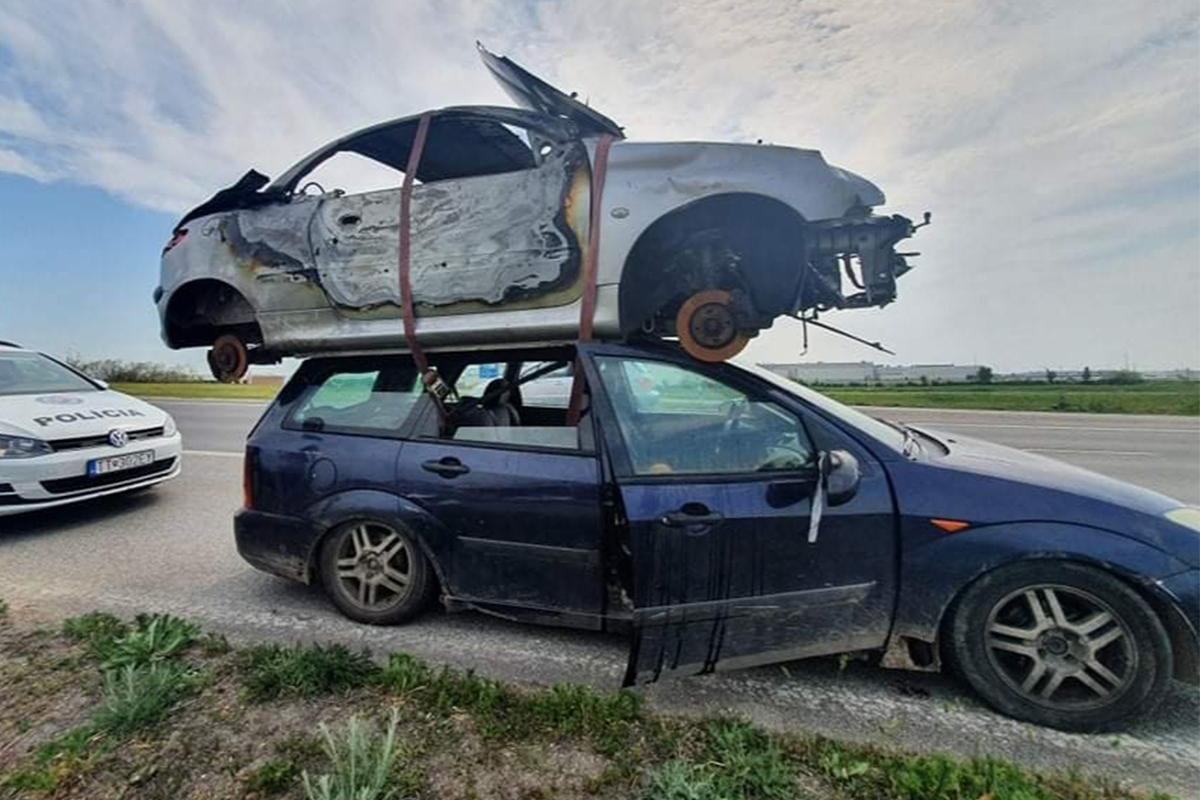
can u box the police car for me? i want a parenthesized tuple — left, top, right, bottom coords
(0, 342, 182, 516)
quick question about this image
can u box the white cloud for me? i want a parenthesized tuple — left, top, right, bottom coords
(0, 0, 1197, 369)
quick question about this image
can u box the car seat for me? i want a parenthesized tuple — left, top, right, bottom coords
(482, 379, 521, 427)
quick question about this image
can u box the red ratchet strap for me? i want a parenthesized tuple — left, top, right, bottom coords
(566, 134, 616, 426)
(399, 112, 433, 375)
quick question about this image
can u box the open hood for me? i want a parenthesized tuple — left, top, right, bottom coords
(477, 43, 624, 139)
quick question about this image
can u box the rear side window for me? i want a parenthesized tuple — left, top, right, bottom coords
(287, 363, 422, 437)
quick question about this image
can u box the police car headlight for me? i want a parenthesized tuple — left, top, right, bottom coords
(162, 414, 178, 438)
(0, 434, 53, 459)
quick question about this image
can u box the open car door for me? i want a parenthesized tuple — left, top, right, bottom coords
(580, 344, 898, 685)
(477, 43, 624, 139)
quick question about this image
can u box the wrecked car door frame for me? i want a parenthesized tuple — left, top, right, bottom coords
(575, 341, 900, 685)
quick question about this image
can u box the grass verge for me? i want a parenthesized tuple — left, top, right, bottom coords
(0, 607, 1178, 800)
(819, 381, 1200, 416)
(111, 381, 280, 401)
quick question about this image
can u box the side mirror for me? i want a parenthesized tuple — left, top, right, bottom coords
(824, 449, 861, 506)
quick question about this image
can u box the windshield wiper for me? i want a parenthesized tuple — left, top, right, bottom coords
(900, 426, 920, 459)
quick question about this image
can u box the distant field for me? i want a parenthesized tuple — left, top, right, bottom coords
(112, 382, 280, 401)
(820, 381, 1200, 416)
(113, 379, 1200, 415)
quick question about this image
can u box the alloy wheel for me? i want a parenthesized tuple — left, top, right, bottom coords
(984, 584, 1137, 710)
(333, 522, 414, 610)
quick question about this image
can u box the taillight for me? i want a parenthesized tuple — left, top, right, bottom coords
(163, 228, 188, 255)
(242, 450, 254, 509)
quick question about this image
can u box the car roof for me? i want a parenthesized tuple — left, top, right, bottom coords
(268, 105, 580, 194)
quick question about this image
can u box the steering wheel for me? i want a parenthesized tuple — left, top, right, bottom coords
(713, 398, 749, 463)
(721, 398, 749, 436)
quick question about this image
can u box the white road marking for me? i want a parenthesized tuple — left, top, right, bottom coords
(151, 399, 269, 407)
(1027, 448, 1155, 457)
(183, 449, 243, 458)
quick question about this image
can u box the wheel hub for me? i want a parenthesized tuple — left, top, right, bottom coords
(690, 303, 736, 348)
(984, 584, 1136, 708)
(334, 523, 413, 610)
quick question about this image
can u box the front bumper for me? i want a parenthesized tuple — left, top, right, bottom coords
(0, 434, 183, 517)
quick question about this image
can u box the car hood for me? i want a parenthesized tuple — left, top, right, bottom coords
(0, 390, 168, 440)
(906, 426, 1197, 566)
(477, 43, 624, 139)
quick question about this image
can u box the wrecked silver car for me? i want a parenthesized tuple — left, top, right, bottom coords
(157, 45, 923, 381)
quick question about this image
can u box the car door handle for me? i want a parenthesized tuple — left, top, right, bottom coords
(422, 458, 470, 478)
(661, 504, 723, 528)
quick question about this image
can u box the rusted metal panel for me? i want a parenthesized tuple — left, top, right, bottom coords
(309, 143, 588, 314)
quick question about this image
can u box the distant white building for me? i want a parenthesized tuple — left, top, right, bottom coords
(758, 361, 983, 385)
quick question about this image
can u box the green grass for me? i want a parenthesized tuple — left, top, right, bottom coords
(377, 652, 644, 746)
(111, 381, 280, 400)
(238, 643, 378, 701)
(63, 612, 198, 671)
(245, 758, 302, 796)
(818, 381, 1200, 416)
(302, 711, 402, 800)
(91, 662, 194, 736)
(643, 720, 795, 800)
(2, 612, 1178, 800)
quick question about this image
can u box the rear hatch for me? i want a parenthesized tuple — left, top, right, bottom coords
(477, 43, 624, 138)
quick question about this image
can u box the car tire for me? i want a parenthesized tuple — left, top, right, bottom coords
(318, 519, 435, 625)
(946, 561, 1173, 731)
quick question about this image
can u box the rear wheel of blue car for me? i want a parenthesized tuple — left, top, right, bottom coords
(948, 561, 1173, 731)
(318, 520, 434, 625)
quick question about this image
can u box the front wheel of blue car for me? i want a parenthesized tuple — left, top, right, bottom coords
(948, 561, 1173, 731)
(319, 520, 435, 625)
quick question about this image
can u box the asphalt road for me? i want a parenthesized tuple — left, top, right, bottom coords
(1, 401, 1197, 796)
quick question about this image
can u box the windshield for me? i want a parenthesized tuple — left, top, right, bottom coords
(734, 361, 908, 452)
(0, 351, 99, 396)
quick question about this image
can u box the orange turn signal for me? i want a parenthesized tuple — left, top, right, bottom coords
(931, 519, 970, 533)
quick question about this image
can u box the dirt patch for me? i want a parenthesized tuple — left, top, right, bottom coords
(0, 612, 96, 774)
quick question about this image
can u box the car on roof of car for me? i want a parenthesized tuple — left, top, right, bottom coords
(157, 44, 924, 382)
(234, 339, 1199, 731)
(0, 341, 182, 516)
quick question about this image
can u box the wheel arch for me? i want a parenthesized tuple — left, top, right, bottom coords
(302, 490, 452, 599)
(616, 192, 806, 336)
(884, 521, 1194, 680)
(163, 278, 262, 349)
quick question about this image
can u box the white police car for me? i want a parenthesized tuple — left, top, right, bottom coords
(0, 342, 182, 516)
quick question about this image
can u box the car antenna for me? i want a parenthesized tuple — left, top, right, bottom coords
(787, 311, 896, 356)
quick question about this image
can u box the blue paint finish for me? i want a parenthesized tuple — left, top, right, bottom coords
(889, 521, 1190, 643)
(232, 341, 1200, 687)
(396, 438, 606, 619)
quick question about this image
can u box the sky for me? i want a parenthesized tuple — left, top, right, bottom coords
(0, 0, 1197, 376)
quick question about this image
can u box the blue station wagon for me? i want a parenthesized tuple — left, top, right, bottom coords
(235, 341, 1200, 731)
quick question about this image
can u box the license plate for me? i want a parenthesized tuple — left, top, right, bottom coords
(88, 450, 154, 476)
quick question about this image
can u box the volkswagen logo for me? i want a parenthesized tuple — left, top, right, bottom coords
(108, 429, 128, 448)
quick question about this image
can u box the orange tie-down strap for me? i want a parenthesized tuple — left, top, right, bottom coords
(566, 134, 616, 426)
(399, 112, 433, 376)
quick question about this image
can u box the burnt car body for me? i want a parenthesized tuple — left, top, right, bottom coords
(235, 340, 1199, 731)
(157, 45, 921, 378)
